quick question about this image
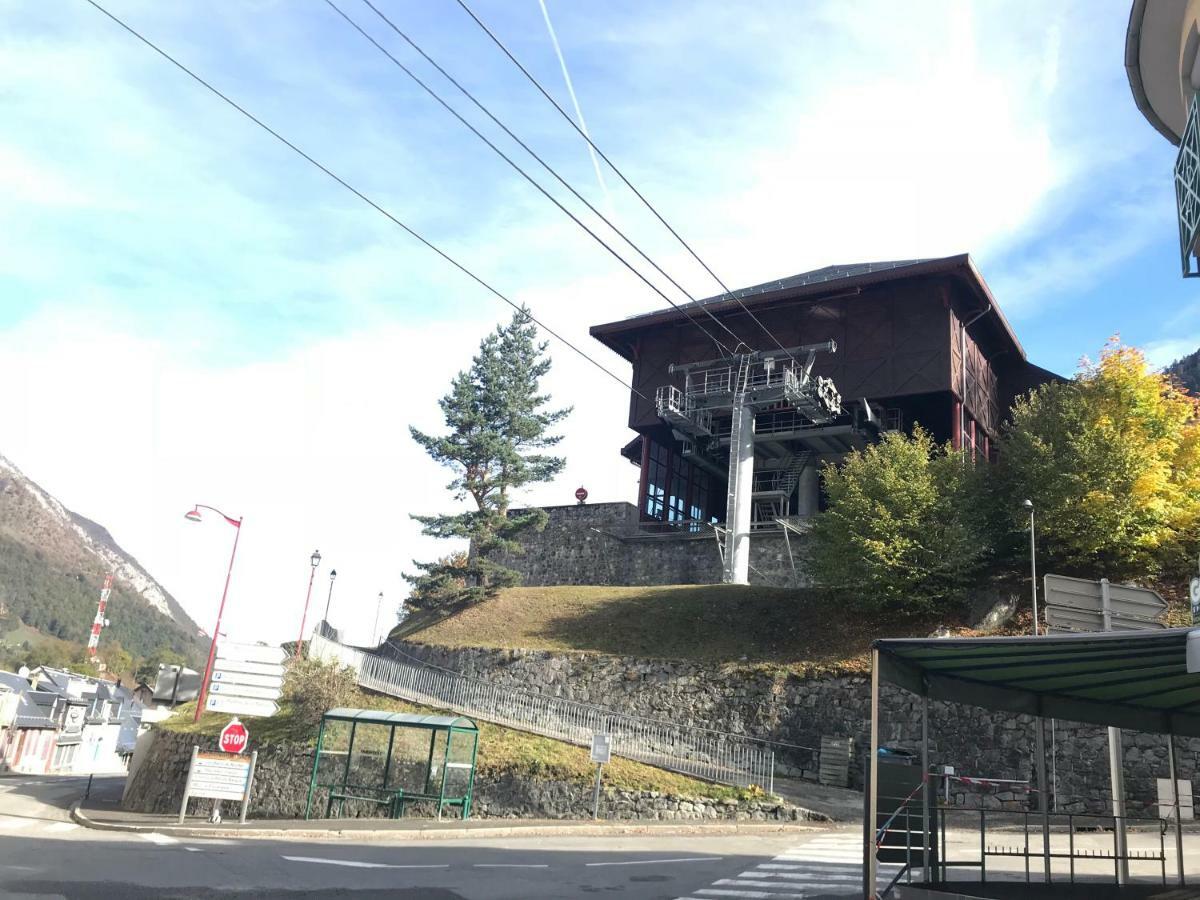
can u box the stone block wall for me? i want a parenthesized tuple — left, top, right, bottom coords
(396, 641, 1200, 816)
(121, 727, 815, 823)
(485, 502, 807, 588)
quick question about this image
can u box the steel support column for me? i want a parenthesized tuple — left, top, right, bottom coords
(1035, 717, 1051, 883)
(1109, 726, 1129, 884)
(921, 693, 931, 882)
(796, 462, 820, 518)
(723, 396, 754, 585)
(866, 648, 880, 899)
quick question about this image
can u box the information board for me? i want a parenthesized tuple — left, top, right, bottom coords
(590, 732, 612, 764)
(190, 752, 252, 800)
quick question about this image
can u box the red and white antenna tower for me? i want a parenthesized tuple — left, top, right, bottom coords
(88, 574, 114, 657)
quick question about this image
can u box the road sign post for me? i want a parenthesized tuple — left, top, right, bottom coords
(178, 745, 258, 825)
(590, 733, 611, 820)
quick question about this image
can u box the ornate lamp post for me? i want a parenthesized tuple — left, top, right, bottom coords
(297, 550, 321, 655)
(183, 504, 243, 723)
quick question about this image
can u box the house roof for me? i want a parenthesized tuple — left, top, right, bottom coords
(874, 628, 1200, 738)
(590, 253, 1025, 364)
(0, 672, 59, 729)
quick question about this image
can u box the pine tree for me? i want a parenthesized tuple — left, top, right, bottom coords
(407, 309, 570, 602)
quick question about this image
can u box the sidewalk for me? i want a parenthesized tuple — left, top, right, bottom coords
(71, 797, 827, 843)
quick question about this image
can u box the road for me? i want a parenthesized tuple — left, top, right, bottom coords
(0, 773, 884, 899)
(6, 775, 1200, 898)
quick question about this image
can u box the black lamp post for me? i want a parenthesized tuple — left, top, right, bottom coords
(323, 568, 338, 624)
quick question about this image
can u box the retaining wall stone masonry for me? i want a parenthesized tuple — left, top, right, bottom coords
(121, 728, 814, 823)
(395, 641, 1200, 816)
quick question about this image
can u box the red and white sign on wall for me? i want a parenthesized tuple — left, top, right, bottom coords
(218, 719, 249, 754)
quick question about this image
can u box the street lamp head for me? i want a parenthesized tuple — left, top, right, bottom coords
(311, 549, 321, 569)
(184, 507, 203, 523)
(330, 568, 337, 582)
(1022, 499, 1034, 511)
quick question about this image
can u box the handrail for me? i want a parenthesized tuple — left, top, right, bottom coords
(309, 630, 815, 791)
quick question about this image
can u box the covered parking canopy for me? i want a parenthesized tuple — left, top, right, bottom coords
(874, 627, 1200, 736)
(865, 628, 1200, 894)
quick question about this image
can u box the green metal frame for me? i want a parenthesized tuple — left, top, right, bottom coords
(304, 708, 479, 821)
(1176, 91, 1200, 277)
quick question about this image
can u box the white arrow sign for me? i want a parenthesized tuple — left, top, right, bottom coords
(209, 681, 282, 701)
(211, 670, 284, 689)
(216, 642, 288, 665)
(206, 695, 279, 718)
(214, 658, 287, 678)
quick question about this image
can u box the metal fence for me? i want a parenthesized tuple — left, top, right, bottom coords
(309, 631, 781, 791)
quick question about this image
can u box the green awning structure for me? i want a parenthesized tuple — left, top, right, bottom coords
(875, 627, 1200, 737)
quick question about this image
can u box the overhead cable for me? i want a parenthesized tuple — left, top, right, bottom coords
(327, 0, 740, 358)
(452, 0, 799, 363)
(83, 0, 649, 401)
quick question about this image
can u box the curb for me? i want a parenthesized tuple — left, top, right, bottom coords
(69, 801, 827, 843)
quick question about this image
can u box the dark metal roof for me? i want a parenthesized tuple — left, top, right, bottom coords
(590, 253, 1026, 364)
(322, 707, 477, 730)
(874, 628, 1200, 737)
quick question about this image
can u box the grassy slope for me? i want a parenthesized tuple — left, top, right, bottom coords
(394, 584, 956, 673)
(161, 689, 754, 800)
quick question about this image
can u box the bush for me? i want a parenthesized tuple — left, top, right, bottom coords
(281, 658, 358, 729)
(808, 427, 991, 615)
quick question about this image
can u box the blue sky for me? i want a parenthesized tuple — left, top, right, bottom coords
(0, 0, 1192, 644)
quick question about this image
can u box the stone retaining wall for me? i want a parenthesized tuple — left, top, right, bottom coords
(485, 502, 807, 587)
(121, 728, 813, 823)
(395, 641, 1200, 816)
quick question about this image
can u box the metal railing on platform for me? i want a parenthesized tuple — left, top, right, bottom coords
(309, 630, 820, 791)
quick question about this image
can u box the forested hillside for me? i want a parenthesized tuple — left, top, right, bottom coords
(1167, 347, 1200, 394)
(0, 454, 206, 674)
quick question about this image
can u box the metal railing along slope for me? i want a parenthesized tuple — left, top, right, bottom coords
(308, 630, 799, 790)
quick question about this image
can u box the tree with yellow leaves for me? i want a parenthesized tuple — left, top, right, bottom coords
(996, 339, 1200, 581)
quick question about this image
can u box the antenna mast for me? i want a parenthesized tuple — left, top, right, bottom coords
(87, 573, 114, 657)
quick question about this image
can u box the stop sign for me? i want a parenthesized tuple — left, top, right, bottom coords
(218, 719, 249, 754)
(575, 486, 588, 503)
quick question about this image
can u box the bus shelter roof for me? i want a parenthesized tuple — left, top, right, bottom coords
(321, 708, 477, 730)
(874, 627, 1200, 737)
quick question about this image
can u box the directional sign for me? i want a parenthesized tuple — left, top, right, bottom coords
(1045, 605, 1167, 634)
(1190, 577, 1200, 625)
(1044, 574, 1167, 618)
(213, 658, 286, 678)
(189, 752, 252, 800)
(216, 642, 288, 666)
(205, 694, 279, 718)
(1043, 574, 1167, 634)
(209, 681, 281, 701)
(211, 670, 284, 689)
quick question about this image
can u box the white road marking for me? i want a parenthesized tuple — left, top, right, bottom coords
(281, 856, 449, 869)
(0, 817, 33, 830)
(44, 822, 79, 833)
(139, 832, 179, 845)
(473, 863, 550, 868)
(697, 888, 810, 899)
(185, 847, 203, 852)
(739, 870, 861, 882)
(586, 856, 721, 867)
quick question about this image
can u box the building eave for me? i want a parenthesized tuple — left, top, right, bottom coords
(591, 253, 1026, 364)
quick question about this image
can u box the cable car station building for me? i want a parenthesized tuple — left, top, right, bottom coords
(499, 255, 1057, 587)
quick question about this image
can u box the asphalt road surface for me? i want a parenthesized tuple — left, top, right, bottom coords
(1, 773, 874, 899)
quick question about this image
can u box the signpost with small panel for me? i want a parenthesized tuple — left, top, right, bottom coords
(589, 732, 611, 819)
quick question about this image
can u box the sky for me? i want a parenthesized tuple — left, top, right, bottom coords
(0, 0, 1194, 648)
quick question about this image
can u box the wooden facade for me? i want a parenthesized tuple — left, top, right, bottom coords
(591, 255, 1057, 524)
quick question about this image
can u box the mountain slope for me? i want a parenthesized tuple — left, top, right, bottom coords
(0, 453, 205, 665)
(1166, 347, 1200, 394)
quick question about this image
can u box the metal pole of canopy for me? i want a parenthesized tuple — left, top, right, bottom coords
(921, 693, 930, 883)
(1034, 715, 1051, 883)
(1168, 733, 1185, 885)
(866, 648, 881, 899)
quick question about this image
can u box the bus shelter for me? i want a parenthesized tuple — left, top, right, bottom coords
(866, 628, 1200, 899)
(304, 708, 479, 821)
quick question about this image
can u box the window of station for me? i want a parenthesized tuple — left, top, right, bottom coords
(641, 438, 717, 526)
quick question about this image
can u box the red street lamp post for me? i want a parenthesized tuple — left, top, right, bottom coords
(297, 550, 322, 656)
(184, 504, 243, 723)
